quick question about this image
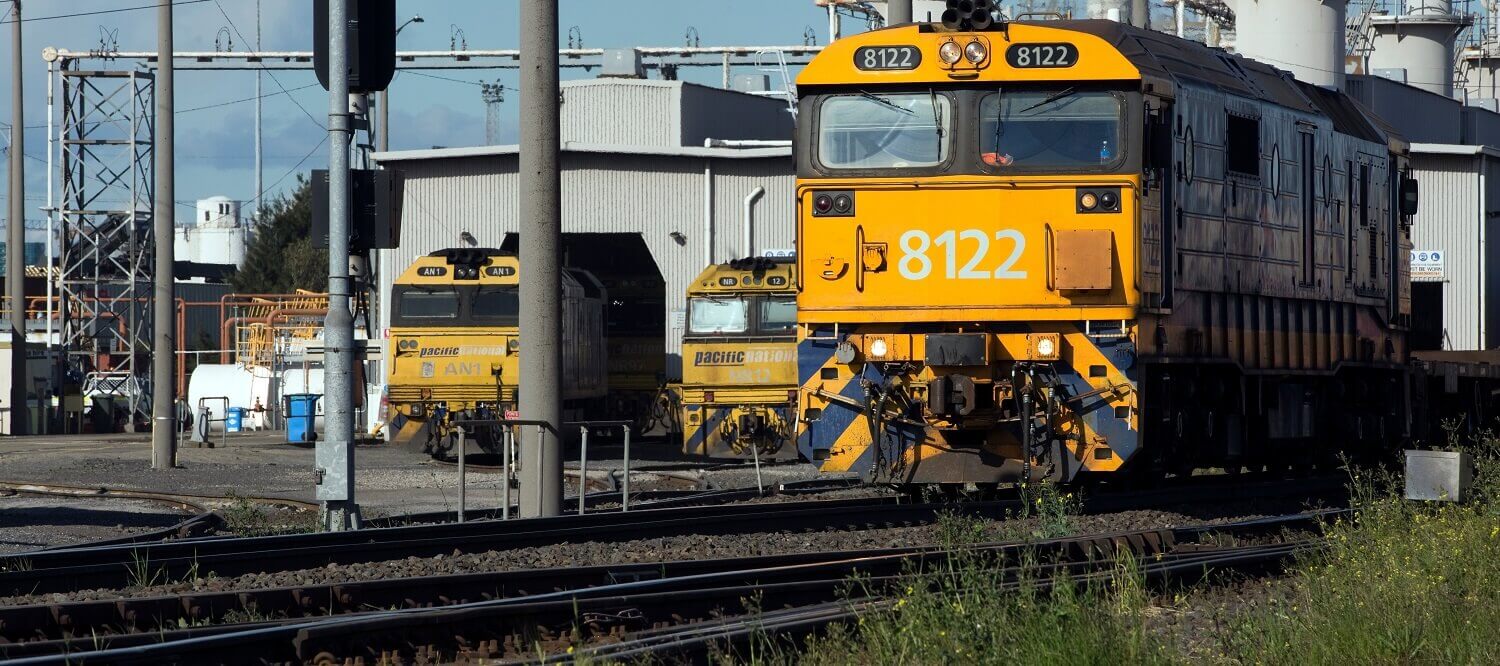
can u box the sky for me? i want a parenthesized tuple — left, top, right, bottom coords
(0, 0, 877, 231)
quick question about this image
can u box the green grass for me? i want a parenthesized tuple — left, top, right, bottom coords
(219, 494, 318, 537)
(1214, 435, 1500, 665)
(752, 435, 1500, 665)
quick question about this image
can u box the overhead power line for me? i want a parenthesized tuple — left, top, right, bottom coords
(210, 0, 325, 130)
(0, 0, 213, 24)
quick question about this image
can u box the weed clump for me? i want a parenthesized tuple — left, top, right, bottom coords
(1218, 433, 1500, 664)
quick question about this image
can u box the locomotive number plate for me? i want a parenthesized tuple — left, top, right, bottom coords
(854, 45, 922, 71)
(416, 266, 447, 277)
(1005, 43, 1077, 68)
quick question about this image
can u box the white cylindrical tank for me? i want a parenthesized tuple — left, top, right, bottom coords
(195, 195, 240, 227)
(187, 363, 328, 431)
(188, 196, 246, 266)
(1367, 4, 1468, 97)
(191, 225, 247, 266)
(173, 226, 192, 263)
(187, 363, 273, 428)
(1230, 0, 1348, 89)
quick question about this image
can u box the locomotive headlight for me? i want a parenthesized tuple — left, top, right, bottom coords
(1036, 337, 1056, 358)
(939, 40, 962, 65)
(1079, 192, 1099, 210)
(869, 338, 889, 359)
(1027, 333, 1061, 361)
(964, 40, 987, 64)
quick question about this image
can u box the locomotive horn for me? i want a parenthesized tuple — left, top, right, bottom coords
(957, 0, 975, 12)
(941, 8, 962, 28)
(970, 9, 994, 29)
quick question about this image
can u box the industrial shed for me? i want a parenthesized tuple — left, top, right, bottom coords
(373, 78, 795, 377)
(1348, 74, 1500, 350)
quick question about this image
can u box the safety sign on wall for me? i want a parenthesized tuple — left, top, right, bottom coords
(1411, 250, 1444, 282)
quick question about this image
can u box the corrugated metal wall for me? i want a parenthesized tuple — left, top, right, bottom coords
(558, 80, 792, 149)
(561, 81, 677, 147)
(376, 151, 794, 377)
(1411, 153, 1483, 349)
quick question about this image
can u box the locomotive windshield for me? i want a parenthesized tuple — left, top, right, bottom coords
(688, 297, 749, 334)
(397, 289, 460, 320)
(980, 90, 1123, 170)
(758, 296, 797, 334)
(816, 92, 951, 169)
(472, 287, 521, 325)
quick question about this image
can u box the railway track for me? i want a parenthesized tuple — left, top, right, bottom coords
(0, 475, 1340, 599)
(0, 510, 1338, 663)
(0, 474, 1341, 598)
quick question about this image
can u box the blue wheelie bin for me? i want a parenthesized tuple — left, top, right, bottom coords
(286, 394, 321, 444)
(225, 407, 245, 433)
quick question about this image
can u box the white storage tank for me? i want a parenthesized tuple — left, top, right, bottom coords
(1367, 0, 1468, 98)
(183, 196, 247, 267)
(1230, 0, 1348, 89)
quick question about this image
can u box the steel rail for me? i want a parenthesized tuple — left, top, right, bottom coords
(0, 476, 1344, 597)
(566, 541, 1312, 664)
(0, 512, 1336, 663)
(0, 481, 318, 513)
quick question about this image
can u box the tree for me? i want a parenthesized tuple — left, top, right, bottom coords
(231, 177, 328, 293)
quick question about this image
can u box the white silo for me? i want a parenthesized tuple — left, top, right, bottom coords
(1367, 0, 1469, 97)
(1229, 0, 1349, 89)
(190, 196, 247, 266)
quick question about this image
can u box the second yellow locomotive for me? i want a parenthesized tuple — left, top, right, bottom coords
(678, 259, 800, 460)
(386, 248, 608, 455)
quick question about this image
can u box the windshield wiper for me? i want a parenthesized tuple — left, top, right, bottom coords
(1018, 87, 1076, 115)
(929, 89, 944, 157)
(859, 90, 916, 116)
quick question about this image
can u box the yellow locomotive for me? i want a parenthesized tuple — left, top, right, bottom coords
(386, 248, 608, 455)
(678, 259, 800, 460)
(793, 16, 1416, 485)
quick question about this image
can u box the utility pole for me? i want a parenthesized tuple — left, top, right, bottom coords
(150, 0, 176, 467)
(518, 0, 563, 518)
(376, 91, 388, 152)
(887, 0, 913, 24)
(254, 0, 262, 217)
(8, 0, 28, 437)
(320, 0, 358, 531)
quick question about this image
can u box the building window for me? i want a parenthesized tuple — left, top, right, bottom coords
(1225, 113, 1260, 178)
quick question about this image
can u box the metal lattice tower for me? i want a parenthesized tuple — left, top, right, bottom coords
(481, 82, 505, 145)
(59, 68, 156, 425)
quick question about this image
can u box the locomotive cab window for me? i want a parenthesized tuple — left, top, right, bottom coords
(1225, 114, 1261, 178)
(979, 90, 1124, 171)
(816, 92, 952, 170)
(688, 297, 749, 335)
(472, 287, 521, 326)
(396, 288, 460, 320)
(757, 296, 798, 335)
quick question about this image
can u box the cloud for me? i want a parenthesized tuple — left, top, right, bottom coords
(388, 104, 488, 150)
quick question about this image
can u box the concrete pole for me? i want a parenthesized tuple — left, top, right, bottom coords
(1131, 0, 1149, 28)
(376, 90, 388, 152)
(887, 0, 913, 24)
(518, 0, 563, 518)
(320, 0, 358, 530)
(8, 0, 28, 437)
(254, 0, 262, 217)
(150, 0, 177, 467)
